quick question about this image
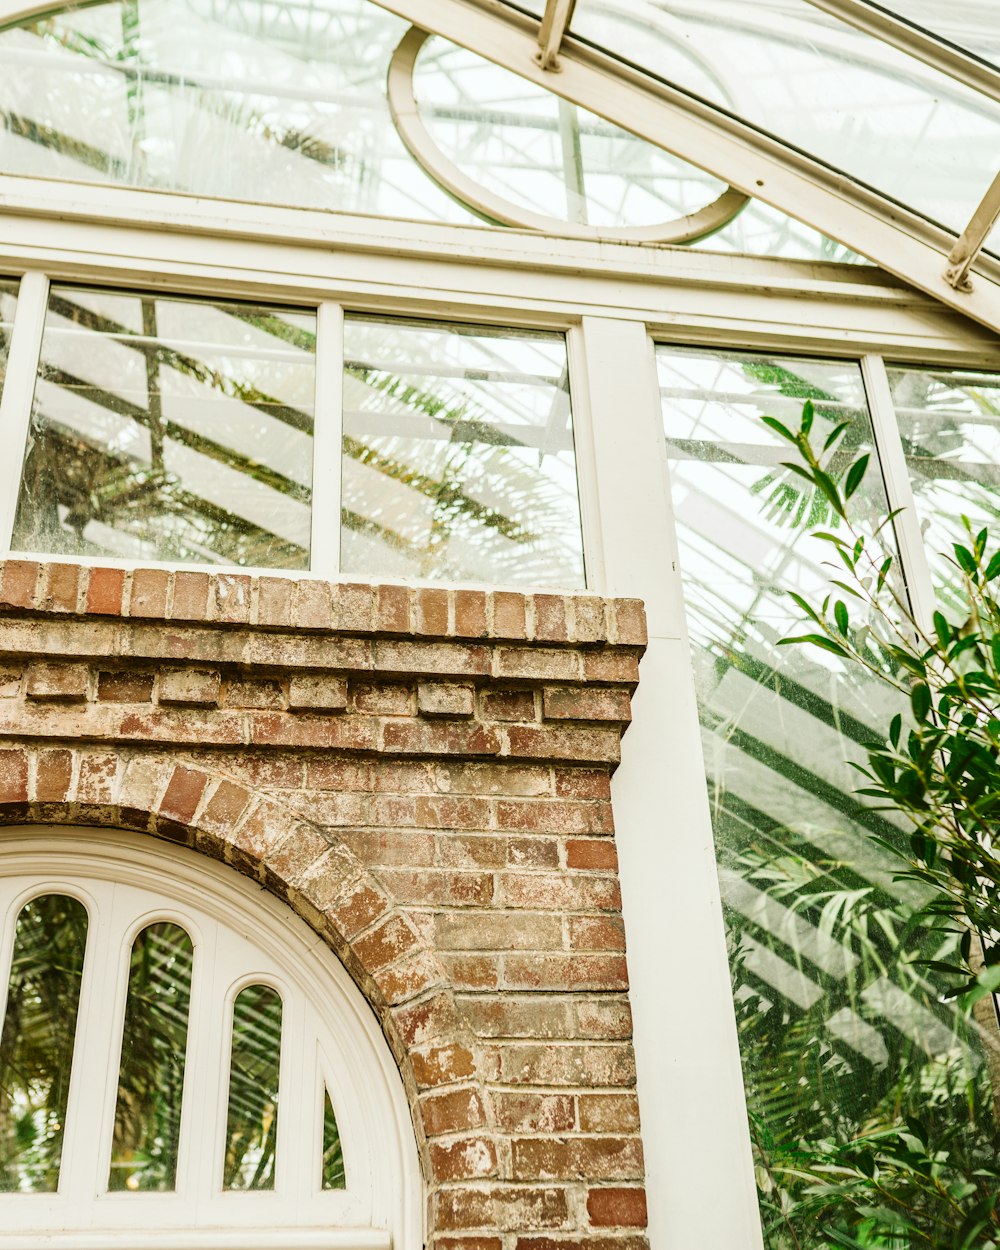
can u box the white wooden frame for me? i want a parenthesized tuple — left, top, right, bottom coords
(0, 829, 421, 1250)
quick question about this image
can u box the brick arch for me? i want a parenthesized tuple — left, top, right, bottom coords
(0, 743, 509, 1238)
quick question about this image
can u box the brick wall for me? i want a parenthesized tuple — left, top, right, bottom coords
(0, 559, 648, 1249)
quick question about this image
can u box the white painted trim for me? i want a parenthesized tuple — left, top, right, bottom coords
(0, 1234, 391, 1250)
(311, 302, 344, 579)
(0, 269, 47, 547)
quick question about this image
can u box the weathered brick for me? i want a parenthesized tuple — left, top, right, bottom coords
(586, 1187, 647, 1228)
(569, 916, 626, 952)
(0, 748, 28, 802)
(430, 1135, 498, 1181)
(609, 600, 647, 648)
(169, 571, 210, 620)
(159, 765, 210, 825)
(0, 559, 39, 609)
(415, 587, 450, 636)
(574, 999, 633, 1041)
(496, 799, 614, 835)
(578, 1094, 641, 1134)
(97, 672, 155, 703)
(200, 779, 253, 832)
(128, 568, 170, 618)
(480, 689, 536, 722)
(418, 683, 475, 719)
(288, 674, 348, 712)
(543, 687, 632, 724)
(86, 567, 126, 615)
(26, 663, 89, 702)
(354, 683, 412, 715)
(378, 869, 495, 908)
(490, 591, 526, 639)
(256, 576, 294, 628)
(435, 1186, 570, 1232)
(420, 1085, 488, 1136)
(159, 669, 221, 706)
(499, 872, 621, 912)
(566, 839, 619, 872)
(295, 579, 333, 630)
(34, 748, 73, 802)
(0, 667, 20, 698)
(498, 1043, 636, 1087)
(42, 563, 80, 613)
(453, 590, 488, 639)
(412, 1042, 477, 1089)
(570, 596, 608, 644)
(533, 594, 568, 642)
(383, 721, 501, 758)
(334, 583, 374, 632)
(394, 991, 462, 1049)
(353, 914, 421, 973)
(376, 584, 410, 634)
(437, 911, 563, 952)
(513, 1137, 643, 1182)
(495, 1093, 575, 1134)
(504, 954, 629, 992)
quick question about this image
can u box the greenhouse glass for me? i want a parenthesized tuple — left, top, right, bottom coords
(659, 344, 1000, 1247)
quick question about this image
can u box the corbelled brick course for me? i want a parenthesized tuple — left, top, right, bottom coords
(0, 560, 648, 1249)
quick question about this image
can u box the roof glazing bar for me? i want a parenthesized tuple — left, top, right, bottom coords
(536, 0, 576, 70)
(946, 170, 1000, 293)
(801, 0, 1000, 106)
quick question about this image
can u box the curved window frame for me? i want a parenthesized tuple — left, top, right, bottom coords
(0, 827, 421, 1249)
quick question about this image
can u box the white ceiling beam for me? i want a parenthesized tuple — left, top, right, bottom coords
(368, 0, 1000, 338)
(802, 0, 1000, 108)
(946, 170, 1000, 293)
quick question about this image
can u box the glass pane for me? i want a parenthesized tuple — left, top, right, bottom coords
(0, 0, 474, 223)
(13, 286, 315, 569)
(224, 983, 281, 1191)
(889, 365, 1000, 616)
(341, 317, 585, 587)
(321, 1085, 345, 1190)
(109, 921, 193, 1192)
(879, 2, 1000, 69)
(0, 279, 18, 403)
(572, 0, 1000, 238)
(659, 346, 1000, 1247)
(0, 894, 88, 1193)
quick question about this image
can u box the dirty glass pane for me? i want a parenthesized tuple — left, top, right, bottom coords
(321, 1085, 345, 1190)
(879, 2, 1000, 68)
(13, 286, 315, 569)
(573, 0, 1000, 239)
(889, 365, 1000, 618)
(223, 984, 281, 1191)
(0, 0, 472, 223)
(109, 921, 193, 1192)
(341, 317, 584, 588)
(0, 894, 88, 1193)
(0, 279, 17, 403)
(659, 346, 1000, 1248)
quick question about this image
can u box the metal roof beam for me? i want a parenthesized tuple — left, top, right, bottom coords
(536, 0, 576, 70)
(368, 0, 1000, 338)
(801, 0, 1000, 108)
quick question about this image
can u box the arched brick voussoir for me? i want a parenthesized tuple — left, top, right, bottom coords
(0, 744, 506, 1199)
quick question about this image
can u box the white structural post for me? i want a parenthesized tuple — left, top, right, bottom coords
(310, 302, 345, 579)
(0, 269, 48, 551)
(577, 316, 764, 1250)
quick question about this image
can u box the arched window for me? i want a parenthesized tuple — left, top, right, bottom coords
(0, 827, 420, 1248)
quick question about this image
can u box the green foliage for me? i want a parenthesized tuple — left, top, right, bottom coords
(758, 398, 1000, 1247)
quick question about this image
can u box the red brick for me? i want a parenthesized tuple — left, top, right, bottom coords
(378, 869, 494, 907)
(159, 765, 209, 825)
(442, 953, 501, 990)
(0, 748, 28, 802)
(498, 1043, 635, 1087)
(569, 916, 626, 952)
(495, 1093, 575, 1133)
(543, 687, 632, 724)
(383, 721, 501, 758)
(0, 559, 39, 609)
(354, 683, 412, 715)
(25, 662, 89, 702)
(491, 591, 526, 639)
(514, 1137, 643, 1182)
(375, 949, 440, 1004)
(555, 770, 611, 800)
(256, 576, 294, 627)
(571, 596, 608, 644)
(211, 573, 252, 623)
(499, 873, 620, 912)
(34, 748, 73, 802)
(42, 562, 80, 613)
(566, 839, 619, 871)
(159, 669, 221, 707)
(453, 590, 488, 638)
(435, 1238, 501, 1250)
(353, 829, 435, 867)
(578, 1094, 641, 1134)
(169, 571, 210, 620)
(574, 999, 633, 1041)
(582, 652, 640, 684)
(437, 910, 563, 952)
(201, 779, 253, 831)
(416, 587, 449, 636)
(430, 1135, 498, 1181)
(86, 567, 125, 615)
(508, 837, 560, 868)
(128, 568, 169, 617)
(334, 583, 374, 632)
(587, 1187, 647, 1228)
(414, 795, 490, 830)
(224, 679, 282, 709)
(610, 600, 647, 648)
(505, 725, 620, 765)
(480, 689, 536, 722)
(328, 882, 391, 940)
(533, 594, 568, 642)
(504, 955, 629, 992)
(495, 648, 580, 682)
(517, 1240, 648, 1250)
(394, 991, 461, 1049)
(294, 579, 332, 629)
(412, 1042, 477, 1088)
(436, 1186, 570, 1232)
(496, 799, 613, 835)
(353, 914, 421, 973)
(288, 674, 348, 712)
(418, 683, 475, 719)
(376, 584, 410, 634)
(97, 672, 154, 703)
(420, 1087, 487, 1137)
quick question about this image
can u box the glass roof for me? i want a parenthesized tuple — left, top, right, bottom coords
(565, 0, 1000, 237)
(880, 1, 1000, 69)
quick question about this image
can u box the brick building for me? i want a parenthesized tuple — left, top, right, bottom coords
(0, 4, 998, 1250)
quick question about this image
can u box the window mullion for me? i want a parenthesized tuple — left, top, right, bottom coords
(0, 270, 48, 554)
(310, 302, 345, 580)
(861, 353, 937, 633)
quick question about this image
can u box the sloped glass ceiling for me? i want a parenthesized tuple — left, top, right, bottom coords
(885, 1, 1000, 69)
(0, 0, 858, 260)
(567, 0, 1000, 240)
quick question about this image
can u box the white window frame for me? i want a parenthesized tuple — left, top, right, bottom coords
(0, 827, 422, 1250)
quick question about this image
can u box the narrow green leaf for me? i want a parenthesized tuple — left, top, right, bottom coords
(842, 453, 870, 500)
(761, 415, 796, 443)
(800, 398, 814, 435)
(889, 713, 902, 748)
(834, 600, 849, 636)
(911, 682, 931, 722)
(822, 419, 850, 453)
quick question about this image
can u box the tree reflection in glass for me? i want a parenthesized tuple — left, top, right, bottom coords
(0, 893, 88, 1192)
(223, 984, 282, 1191)
(108, 921, 193, 1192)
(322, 1086, 345, 1189)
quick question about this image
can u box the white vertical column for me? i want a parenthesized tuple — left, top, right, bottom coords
(310, 302, 344, 580)
(578, 316, 763, 1250)
(0, 270, 49, 552)
(861, 354, 936, 632)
